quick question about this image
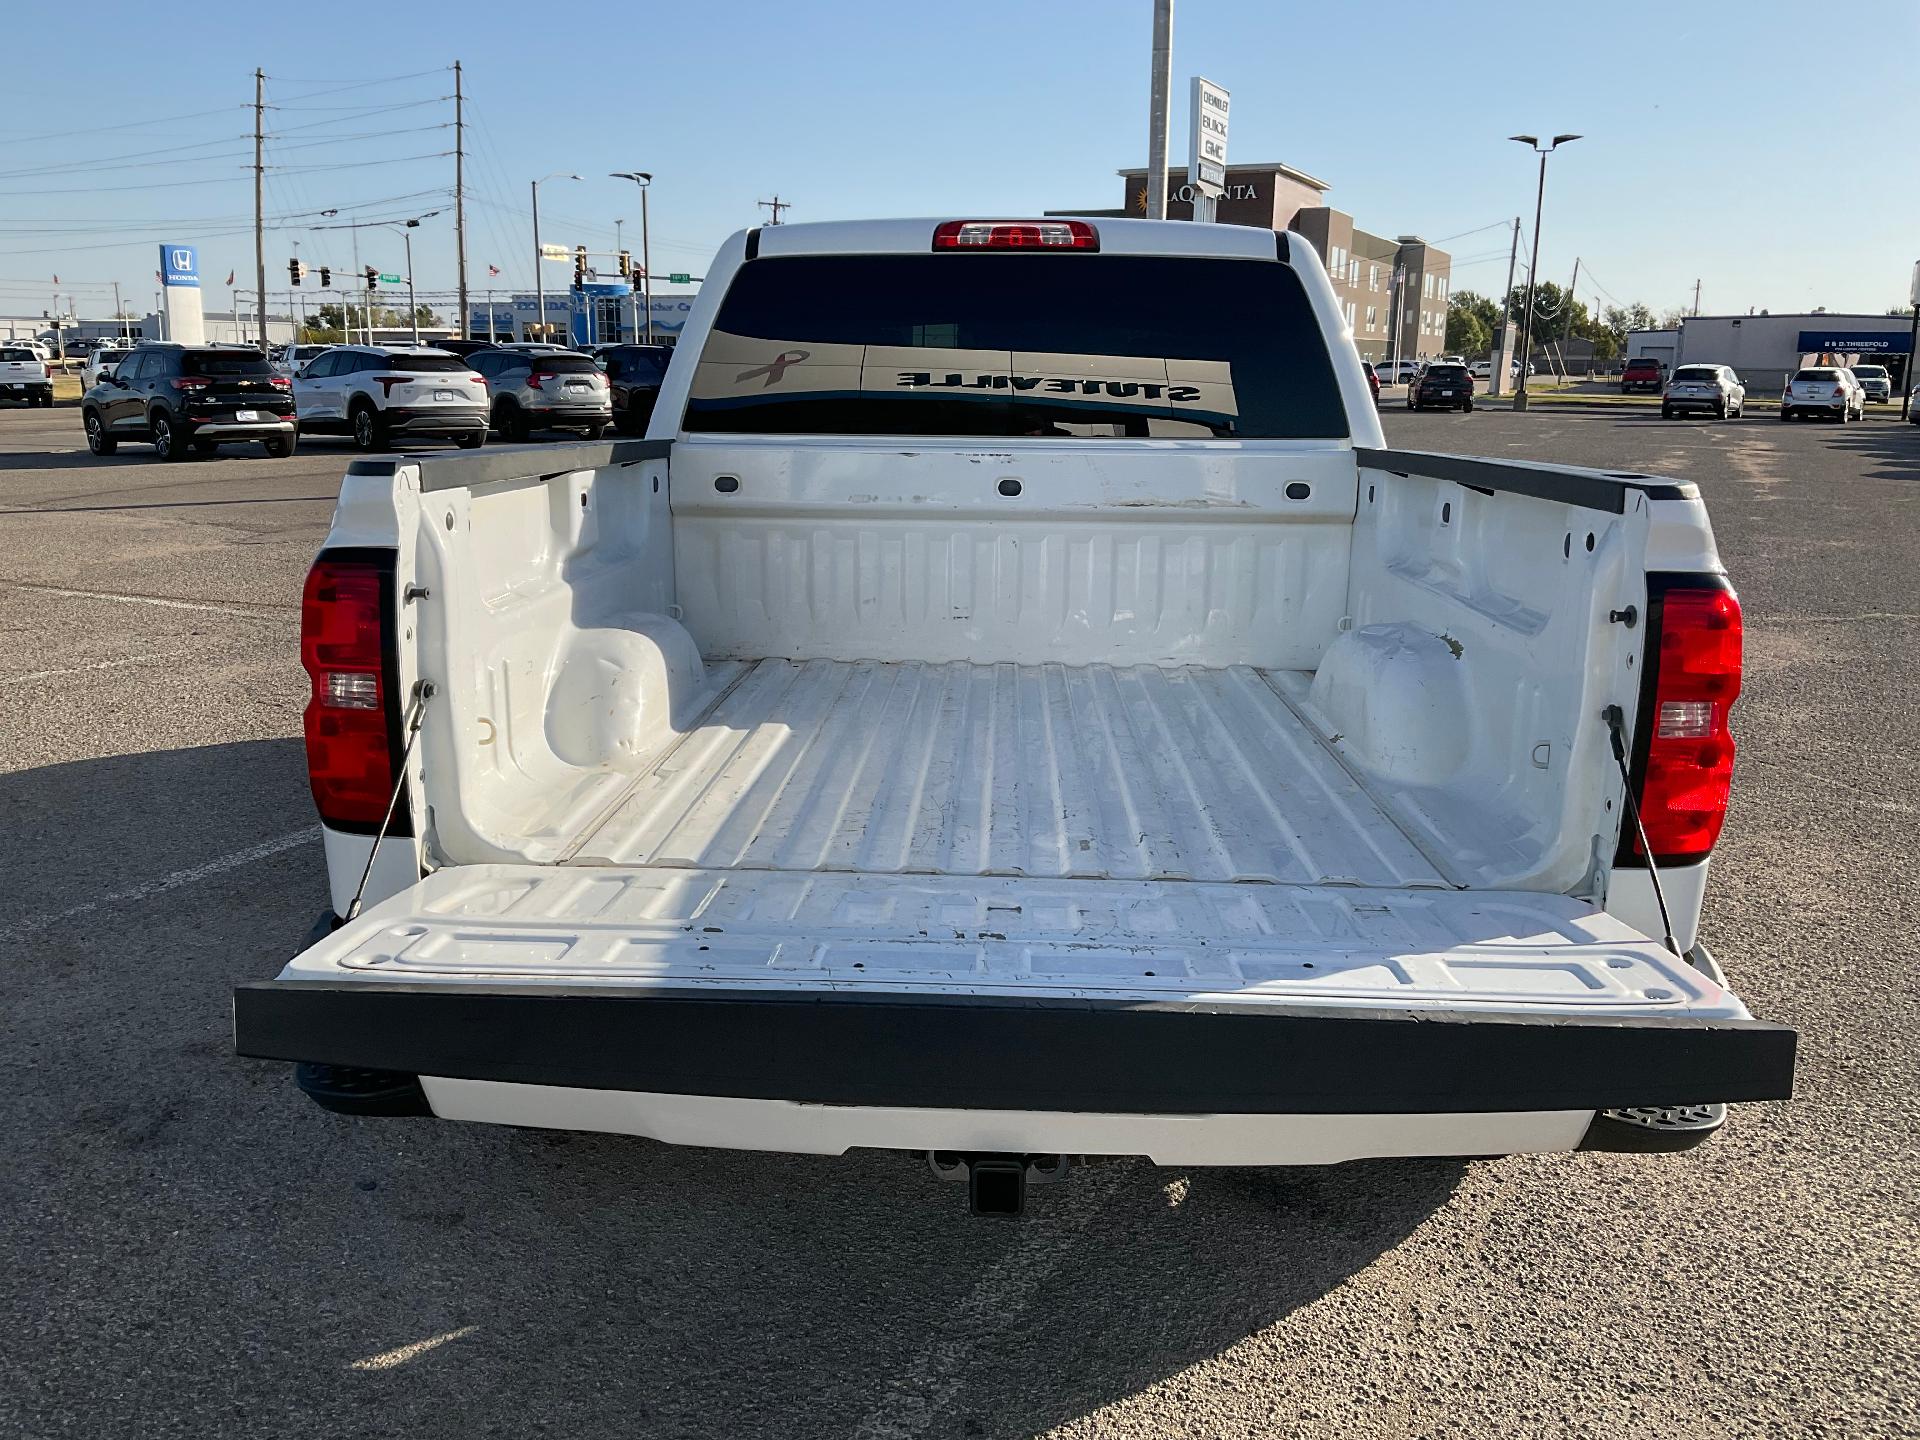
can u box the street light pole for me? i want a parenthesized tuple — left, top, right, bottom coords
(531, 172, 582, 344)
(1145, 0, 1173, 219)
(403, 223, 419, 344)
(1509, 133, 1581, 411)
(611, 172, 655, 344)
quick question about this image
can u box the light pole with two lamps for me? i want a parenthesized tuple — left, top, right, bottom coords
(1508, 133, 1580, 411)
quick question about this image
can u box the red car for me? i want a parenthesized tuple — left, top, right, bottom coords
(1621, 357, 1665, 394)
(1362, 359, 1380, 403)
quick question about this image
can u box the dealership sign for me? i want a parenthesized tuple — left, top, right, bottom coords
(1188, 77, 1230, 195)
(159, 244, 200, 289)
(1797, 329, 1913, 353)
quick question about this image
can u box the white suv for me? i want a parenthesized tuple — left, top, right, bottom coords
(1850, 364, 1892, 403)
(1781, 366, 1864, 423)
(291, 345, 489, 450)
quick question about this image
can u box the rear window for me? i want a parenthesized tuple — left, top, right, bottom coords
(685, 253, 1349, 439)
(1424, 365, 1469, 380)
(1671, 367, 1719, 383)
(388, 353, 469, 373)
(529, 354, 599, 374)
(0, 348, 33, 362)
(1625, 358, 1660, 369)
(183, 350, 271, 376)
(1853, 365, 1887, 377)
(1793, 369, 1838, 382)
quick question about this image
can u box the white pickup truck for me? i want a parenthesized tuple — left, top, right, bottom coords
(235, 217, 1794, 1215)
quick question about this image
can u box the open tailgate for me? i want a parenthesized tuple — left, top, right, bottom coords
(234, 865, 1795, 1115)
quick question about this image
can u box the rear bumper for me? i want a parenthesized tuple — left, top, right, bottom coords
(384, 405, 488, 434)
(527, 405, 613, 427)
(234, 977, 1797, 1120)
(187, 418, 296, 439)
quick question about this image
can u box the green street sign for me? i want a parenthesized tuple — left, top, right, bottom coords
(668, 273, 692, 284)
(378, 272, 402, 284)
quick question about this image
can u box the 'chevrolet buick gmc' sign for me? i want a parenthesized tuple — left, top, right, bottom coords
(1797, 329, 1912, 353)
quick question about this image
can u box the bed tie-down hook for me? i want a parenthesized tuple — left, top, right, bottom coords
(343, 680, 436, 922)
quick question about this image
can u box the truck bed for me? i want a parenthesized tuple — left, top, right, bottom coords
(561, 658, 1448, 889)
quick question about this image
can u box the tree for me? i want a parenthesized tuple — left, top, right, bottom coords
(1446, 290, 1500, 355)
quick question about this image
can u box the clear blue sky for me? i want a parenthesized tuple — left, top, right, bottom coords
(3, 1, 1916, 323)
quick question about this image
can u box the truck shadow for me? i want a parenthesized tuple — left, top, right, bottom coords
(4, 737, 1467, 1438)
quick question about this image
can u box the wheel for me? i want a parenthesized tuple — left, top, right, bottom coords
(1714, 398, 1727, 419)
(83, 410, 116, 455)
(456, 430, 486, 449)
(1462, 399, 1473, 413)
(262, 433, 295, 458)
(583, 423, 606, 440)
(500, 404, 531, 442)
(1779, 408, 1791, 422)
(150, 411, 188, 461)
(351, 404, 384, 452)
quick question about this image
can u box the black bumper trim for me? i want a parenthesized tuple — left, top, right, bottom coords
(233, 981, 1797, 1116)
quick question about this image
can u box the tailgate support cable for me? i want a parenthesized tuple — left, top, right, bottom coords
(344, 679, 436, 923)
(1603, 703, 1679, 955)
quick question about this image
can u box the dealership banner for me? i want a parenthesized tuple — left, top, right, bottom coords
(1797, 329, 1912, 353)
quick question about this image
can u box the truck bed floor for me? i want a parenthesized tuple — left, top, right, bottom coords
(565, 659, 1446, 888)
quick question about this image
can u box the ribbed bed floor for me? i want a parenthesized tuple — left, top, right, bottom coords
(564, 659, 1448, 888)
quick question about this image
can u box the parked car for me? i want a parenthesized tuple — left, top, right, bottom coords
(272, 344, 332, 376)
(598, 343, 674, 433)
(234, 215, 1795, 1215)
(434, 338, 503, 359)
(81, 343, 295, 458)
(1379, 358, 1420, 385)
(1780, 367, 1863, 422)
(0, 345, 54, 406)
(1662, 364, 1745, 420)
(1850, 364, 1892, 403)
(1407, 361, 1474, 411)
(1621, 357, 1665, 394)
(79, 346, 133, 390)
(9, 338, 52, 362)
(291, 345, 489, 451)
(471, 347, 612, 440)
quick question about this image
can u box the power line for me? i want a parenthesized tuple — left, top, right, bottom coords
(263, 67, 449, 98)
(0, 103, 244, 145)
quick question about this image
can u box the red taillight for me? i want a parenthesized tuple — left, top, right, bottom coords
(528, 371, 550, 389)
(269, 375, 292, 390)
(300, 557, 393, 827)
(1633, 586, 1743, 862)
(170, 376, 210, 392)
(932, 219, 1099, 251)
(468, 374, 486, 387)
(375, 375, 411, 396)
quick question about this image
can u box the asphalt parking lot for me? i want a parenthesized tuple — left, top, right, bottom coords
(1, 402, 1913, 1439)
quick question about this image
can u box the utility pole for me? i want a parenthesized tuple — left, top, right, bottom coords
(112, 280, 124, 342)
(758, 196, 791, 225)
(253, 68, 268, 354)
(404, 225, 419, 344)
(1562, 256, 1581, 380)
(1692, 278, 1702, 316)
(1145, 0, 1173, 219)
(1491, 215, 1520, 397)
(454, 60, 468, 340)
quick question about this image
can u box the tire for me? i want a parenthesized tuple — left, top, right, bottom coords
(1463, 399, 1473, 413)
(262, 433, 295, 458)
(150, 411, 188, 461)
(83, 410, 116, 455)
(1714, 399, 1727, 419)
(351, 403, 384, 452)
(499, 403, 531, 443)
(583, 424, 606, 440)
(1661, 405, 1673, 419)
(456, 430, 486, 449)
(1779, 408, 1791, 422)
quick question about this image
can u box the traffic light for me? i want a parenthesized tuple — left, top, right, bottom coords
(573, 245, 588, 286)
(288, 258, 302, 286)
(318, 266, 331, 288)
(617, 250, 632, 279)
(364, 266, 377, 289)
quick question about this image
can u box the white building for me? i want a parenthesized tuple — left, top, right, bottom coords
(1675, 313, 1914, 393)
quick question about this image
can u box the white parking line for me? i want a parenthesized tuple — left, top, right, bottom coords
(348, 1326, 478, 1373)
(1, 828, 320, 940)
(9, 583, 293, 617)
